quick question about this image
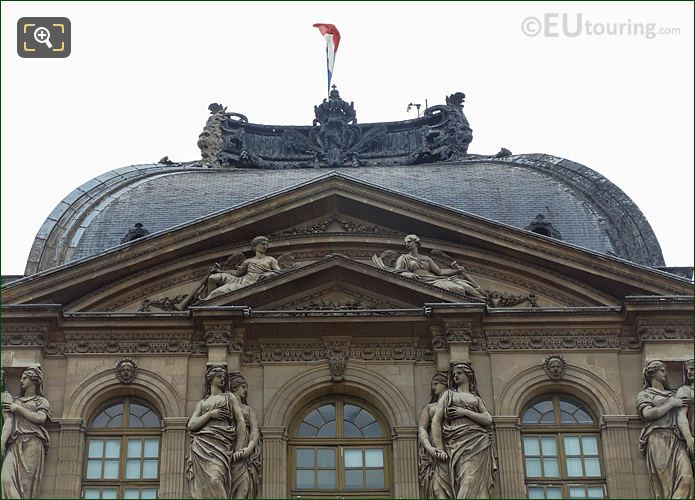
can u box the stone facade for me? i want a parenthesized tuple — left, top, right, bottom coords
(1, 95, 693, 499)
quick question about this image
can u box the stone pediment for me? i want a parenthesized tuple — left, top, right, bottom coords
(3, 172, 691, 313)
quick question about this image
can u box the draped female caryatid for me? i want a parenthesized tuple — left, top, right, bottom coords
(636, 360, 693, 499)
(186, 364, 247, 499)
(432, 362, 497, 499)
(1, 367, 51, 499)
(229, 373, 262, 499)
(676, 359, 694, 460)
(418, 372, 454, 499)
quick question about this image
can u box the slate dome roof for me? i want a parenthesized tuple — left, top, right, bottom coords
(25, 153, 664, 275)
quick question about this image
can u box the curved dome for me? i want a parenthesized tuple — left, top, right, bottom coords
(25, 153, 664, 275)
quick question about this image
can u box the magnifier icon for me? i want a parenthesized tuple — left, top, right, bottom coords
(33, 26, 53, 49)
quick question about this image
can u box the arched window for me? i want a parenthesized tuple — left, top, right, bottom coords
(289, 397, 391, 497)
(521, 394, 605, 499)
(82, 398, 161, 499)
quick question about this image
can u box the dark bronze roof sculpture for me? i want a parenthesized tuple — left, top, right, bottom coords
(198, 87, 507, 169)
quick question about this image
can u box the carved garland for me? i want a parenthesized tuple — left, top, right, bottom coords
(637, 318, 694, 340)
(1, 326, 47, 346)
(43, 333, 206, 355)
(471, 328, 632, 351)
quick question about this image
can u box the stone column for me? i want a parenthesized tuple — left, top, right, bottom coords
(260, 426, 287, 498)
(493, 416, 526, 499)
(600, 415, 637, 498)
(159, 417, 189, 499)
(392, 425, 419, 498)
(54, 418, 85, 498)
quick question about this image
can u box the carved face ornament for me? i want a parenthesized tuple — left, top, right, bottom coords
(543, 354, 567, 381)
(116, 358, 138, 384)
(548, 360, 562, 376)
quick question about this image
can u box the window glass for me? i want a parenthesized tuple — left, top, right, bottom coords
(291, 399, 389, 495)
(521, 395, 604, 499)
(82, 399, 160, 499)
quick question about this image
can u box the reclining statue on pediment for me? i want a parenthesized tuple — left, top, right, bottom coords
(373, 234, 487, 301)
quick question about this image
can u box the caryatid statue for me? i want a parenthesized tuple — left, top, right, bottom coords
(676, 359, 694, 460)
(1, 366, 52, 499)
(418, 372, 453, 499)
(186, 364, 247, 499)
(229, 373, 262, 499)
(1, 369, 13, 460)
(431, 362, 497, 499)
(636, 360, 693, 499)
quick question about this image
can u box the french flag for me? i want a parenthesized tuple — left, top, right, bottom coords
(313, 23, 341, 96)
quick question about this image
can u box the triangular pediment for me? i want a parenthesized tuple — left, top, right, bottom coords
(2, 172, 691, 313)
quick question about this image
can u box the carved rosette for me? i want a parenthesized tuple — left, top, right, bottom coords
(115, 357, 139, 384)
(543, 354, 567, 381)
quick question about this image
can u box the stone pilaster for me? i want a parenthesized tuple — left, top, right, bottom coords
(54, 418, 85, 498)
(205, 323, 232, 363)
(493, 416, 526, 499)
(227, 327, 246, 372)
(160, 417, 189, 499)
(444, 320, 472, 363)
(260, 426, 287, 498)
(392, 425, 419, 498)
(431, 325, 450, 371)
(600, 415, 637, 498)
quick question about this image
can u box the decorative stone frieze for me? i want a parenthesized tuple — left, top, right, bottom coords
(471, 328, 633, 351)
(242, 340, 433, 364)
(1, 326, 46, 347)
(637, 318, 694, 340)
(205, 324, 232, 346)
(43, 333, 206, 355)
